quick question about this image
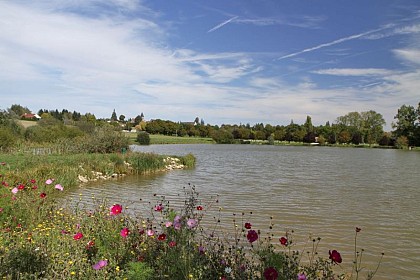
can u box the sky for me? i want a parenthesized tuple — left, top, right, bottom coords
(1, 0, 420, 130)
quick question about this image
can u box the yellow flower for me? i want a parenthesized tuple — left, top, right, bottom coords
(116, 266, 120, 272)
(70, 271, 76, 275)
(68, 261, 73, 265)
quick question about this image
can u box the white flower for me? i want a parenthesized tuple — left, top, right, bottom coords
(225, 267, 232, 274)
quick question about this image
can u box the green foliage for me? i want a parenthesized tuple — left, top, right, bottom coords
(81, 126, 129, 153)
(0, 126, 17, 151)
(178, 153, 196, 168)
(8, 104, 31, 118)
(393, 103, 420, 146)
(136, 131, 151, 145)
(395, 136, 409, 149)
(0, 246, 49, 278)
(211, 129, 235, 144)
(126, 262, 154, 280)
(25, 121, 84, 143)
(126, 152, 166, 173)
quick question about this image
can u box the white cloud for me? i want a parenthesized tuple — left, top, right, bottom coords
(393, 49, 420, 64)
(312, 68, 398, 76)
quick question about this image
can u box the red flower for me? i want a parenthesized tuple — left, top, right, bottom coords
(30, 179, 36, 184)
(158, 233, 166, 241)
(196, 205, 203, 211)
(244, 222, 252, 229)
(279, 237, 288, 246)
(86, 240, 95, 249)
(73, 232, 83, 240)
(110, 204, 123, 215)
(169, 241, 176, 247)
(263, 267, 279, 280)
(120, 227, 130, 238)
(329, 250, 342, 264)
(32, 185, 38, 190)
(247, 230, 258, 243)
(154, 204, 163, 211)
(17, 184, 25, 190)
(40, 192, 47, 198)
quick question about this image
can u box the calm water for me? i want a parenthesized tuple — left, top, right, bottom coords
(67, 145, 420, 279)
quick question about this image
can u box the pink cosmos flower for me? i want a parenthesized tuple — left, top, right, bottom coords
(247, 230, 258, 243)
(147, 229, 154, 236)
(165, 221, 173, 228)
(73, 232, 83, 240)
(173, 215, 182, 230)
(110, 204, 123, 216)
(120, 227, 130, 238)
(92, 260, 108, 270)
(45, 179, 54, 185)
(54, 184, 64, 191)
(11, 187, 18, 194)
(187, 218, 198, 229)
(298, 273, 307, 280)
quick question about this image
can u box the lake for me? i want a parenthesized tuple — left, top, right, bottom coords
(67, 144, 420, 279)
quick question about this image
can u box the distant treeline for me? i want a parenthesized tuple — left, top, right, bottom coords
(1, 102, 420, 150)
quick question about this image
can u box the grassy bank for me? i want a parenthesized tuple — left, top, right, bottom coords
(0, 151, 195, 193)
(124, 132, 214, 145)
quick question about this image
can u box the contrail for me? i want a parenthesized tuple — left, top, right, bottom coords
(276, 25, 393, 60)
(208, 16, 239, 33)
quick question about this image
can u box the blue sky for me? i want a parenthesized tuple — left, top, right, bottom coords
(1, 0, 420, 130)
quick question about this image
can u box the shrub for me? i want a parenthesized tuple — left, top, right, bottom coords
(136, 131, 150, 145)
(0, 126, 17, 151)
(24, 123, 84, 143)
(211, 129, 235, 144)
(395, 136, 409, 149)
(82, 126, 129, 153)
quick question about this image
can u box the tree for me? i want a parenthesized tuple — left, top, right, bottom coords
(134, 115, 143, 125)
(111, 109, 118, 121)
(8, 104, 31, 118)
(360, 110, 385, 144)
(211, 129, 234, 144)
(119, 115, 125, 122)
(392, 104, 417, 146)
